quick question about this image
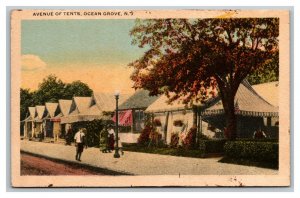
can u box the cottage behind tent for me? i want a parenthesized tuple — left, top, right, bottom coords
(44, 102, 61, 141)
(115, 89, 159, 143)
(202, 80, 279, 138)
(33, 105, 47, 138)
(253, 81, 279, 127)
(56, 99, 72, 135)
(145, 94, 217, 144)
(146, 80, 279, 144)
(60, 97, 93, 124)
(23, 107, 36, 139)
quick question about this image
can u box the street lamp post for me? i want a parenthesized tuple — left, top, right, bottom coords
(114, 90, 120, 158)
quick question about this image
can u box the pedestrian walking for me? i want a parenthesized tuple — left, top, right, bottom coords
(108, 126, 115, 151)
(74, 128, 87, 161)
(65, 125, 73, 145)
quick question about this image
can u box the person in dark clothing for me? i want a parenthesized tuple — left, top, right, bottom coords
(108, 126, 115, 152)
(74, 128, 87, 161)
(65, 126, 73, 145)
(99, 126, 109, 153)
(253, 129, 267, 139)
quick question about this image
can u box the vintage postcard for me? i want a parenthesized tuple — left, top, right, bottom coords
(11, 9, 290, 187)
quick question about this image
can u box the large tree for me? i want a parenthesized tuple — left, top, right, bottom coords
(247, 50, 279, 85)
(33, 74, 66, 105)
(21, 75, 94, 121)
(129, 18, 279, 140)
(20, 88, 34, 121)
(64, 80, 93, 99)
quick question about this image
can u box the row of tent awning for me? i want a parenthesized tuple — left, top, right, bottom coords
(201, 81, 278, 117)
(23, 80, 279, 125)
(23, 93, 132, 124)
(146, 80, 278, 117)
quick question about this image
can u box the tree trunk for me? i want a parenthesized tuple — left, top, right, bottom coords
(214, 75, 240, 140)
(224, 107, 237, 140)
(223, 95, 237, 140)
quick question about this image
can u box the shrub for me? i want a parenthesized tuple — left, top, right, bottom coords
(198, 133, 210, 140)
(122, 142, 138, 148)
(137, 125, 154, 146)
(72, 119, 105, 147)
(149, 131, 162, 146)
(224, 141, 279, 163)
(204, 139, 227, 153)
(198, 139, 227, 157)
(182, 127, 197, 149)
(236, 138, 278, 142)
(170, 132, 179, 148)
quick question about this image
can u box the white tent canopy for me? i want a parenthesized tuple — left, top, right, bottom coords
(45, 102, 59, 118)
(253, 81, 279, 107)
(203, 81, 278, 117)
(146, 94, 191, 113)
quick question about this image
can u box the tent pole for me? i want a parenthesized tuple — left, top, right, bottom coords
(192, 106, 198, 145)
(164, 112, 169, 144)
(131, 109, 135, 133)
(199, 113, 202, 139)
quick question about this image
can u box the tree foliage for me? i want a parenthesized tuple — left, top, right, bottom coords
(20, 75, 93, 120)
(247, 50, 279, 85)
(20, 88, 34, 121)
(34, 74, 65, 105)
(64, 80, 93, 99)
(129, 18, 279, 139)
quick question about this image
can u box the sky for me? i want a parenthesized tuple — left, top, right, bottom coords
(21, 19, 146, 94)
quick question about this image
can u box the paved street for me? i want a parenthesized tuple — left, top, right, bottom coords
(21, 152, 106, 175)
(21, 140, 278, 175)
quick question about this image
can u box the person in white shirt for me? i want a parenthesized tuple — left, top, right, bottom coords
(74, 128, 86, 161)
(108, 126, 115, 152)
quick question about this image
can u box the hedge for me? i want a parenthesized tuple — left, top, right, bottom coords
(235, 138, 279, 143)
(224, 141, 278, 163)
(199, 139, 227, 157)
(122, 143, 203, 158)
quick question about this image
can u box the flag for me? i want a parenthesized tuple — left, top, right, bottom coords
(112, 110, 133, 126)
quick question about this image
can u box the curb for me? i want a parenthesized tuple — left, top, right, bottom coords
(21, 150, 133, 176)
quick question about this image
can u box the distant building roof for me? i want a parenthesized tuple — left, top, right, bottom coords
(23, 107, 36, 122)
(252, 81, 279, 107)
(58, 100, 72, 116)
(203, 81, 278, 117)
(60, 104, 103, 124)
(28, 107, 36, 119)
(73, 97, 92, 113)
(146, 94, 192, 113)
(92, 93, 130, 112)
(92, 93, 116, 112)
(119, 89, 159, 110)
(35, 105, 47, 121)
(146, 92, 217, 113)
(45, 102, 59, 118)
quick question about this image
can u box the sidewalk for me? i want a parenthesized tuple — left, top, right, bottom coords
(20, 140, 278, 175)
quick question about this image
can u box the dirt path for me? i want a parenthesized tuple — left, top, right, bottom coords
(21, 152, 105, 175)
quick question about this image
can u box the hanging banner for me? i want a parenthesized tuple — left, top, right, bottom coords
(112, 110, 133, 126)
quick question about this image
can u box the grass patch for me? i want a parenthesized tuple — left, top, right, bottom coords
(122, 143, 223, 158)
